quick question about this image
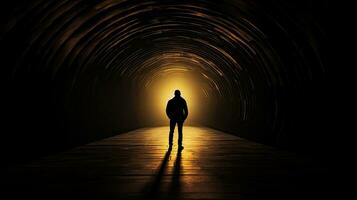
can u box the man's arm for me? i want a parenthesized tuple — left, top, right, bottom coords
(183, 100, 188, 120)
(166, 101, 171, 119)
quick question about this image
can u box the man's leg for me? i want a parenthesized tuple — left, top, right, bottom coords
(169, 120, 176, 146)
(177, 121, 183, 147)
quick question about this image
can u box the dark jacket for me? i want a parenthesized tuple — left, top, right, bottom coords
(166, 96, 188, 121)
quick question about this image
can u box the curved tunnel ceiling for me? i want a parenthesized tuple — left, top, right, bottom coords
(2, 0, 332, 159)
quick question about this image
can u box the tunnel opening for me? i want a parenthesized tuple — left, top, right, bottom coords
(1, 0, 337, 165)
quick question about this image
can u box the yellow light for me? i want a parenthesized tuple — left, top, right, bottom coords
(144, 66, 201, 125)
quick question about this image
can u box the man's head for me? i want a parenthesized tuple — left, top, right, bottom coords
(174, 90, 181, 97)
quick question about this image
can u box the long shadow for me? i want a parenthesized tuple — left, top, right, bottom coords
(167, 149, 182, 199)
(142, 148, 172, 199)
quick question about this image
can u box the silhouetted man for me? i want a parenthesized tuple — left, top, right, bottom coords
(166, 90, 188, 150)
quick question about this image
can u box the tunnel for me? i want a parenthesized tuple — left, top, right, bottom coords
(0, 0, 333, 160)
(1, 0, 342, 198)
(0, 0, 344, 199)
(2, 0, 336, 160)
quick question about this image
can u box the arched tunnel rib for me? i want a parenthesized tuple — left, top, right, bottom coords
(2, 0, 334, 160)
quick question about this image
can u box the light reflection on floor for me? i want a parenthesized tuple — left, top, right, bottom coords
(4, 126, 327, 199)
(110, 126, 246, 197)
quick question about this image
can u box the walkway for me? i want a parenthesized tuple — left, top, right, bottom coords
(3, 127, 331, 199)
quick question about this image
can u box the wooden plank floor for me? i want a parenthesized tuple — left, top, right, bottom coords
(3, 127, 332, 199)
